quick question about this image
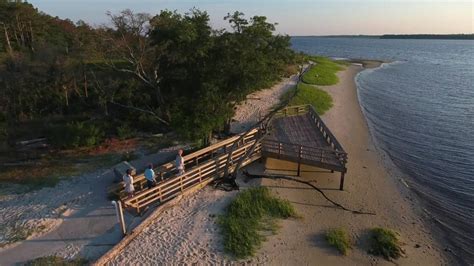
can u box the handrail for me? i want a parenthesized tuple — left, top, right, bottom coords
(262, 139, 347, 166)
(108, 128, 259, 199)
(262, 138, 347, 156)
(307, 105, 346, 153)
(273, 104, 346, 155)
(122, 132, 262, 213)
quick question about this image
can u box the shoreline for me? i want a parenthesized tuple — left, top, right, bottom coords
(107, 63, 448, 265)
(256, 64, 447, 265)
(355, 64, 464, 264)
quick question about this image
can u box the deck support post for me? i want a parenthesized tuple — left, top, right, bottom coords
(339, 172, 345, 191)
(297, 145, 302, 176)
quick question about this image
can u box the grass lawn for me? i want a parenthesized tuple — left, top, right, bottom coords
(218, 187, 298, 259)
(302, 56, 345, 86)
(281, 83, 333, 115)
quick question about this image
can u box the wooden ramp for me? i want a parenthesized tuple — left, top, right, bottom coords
(262, 105, 348, 189)
(109, 105, 347, 214)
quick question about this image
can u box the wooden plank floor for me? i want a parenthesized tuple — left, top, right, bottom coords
(266, 113, 342, 167)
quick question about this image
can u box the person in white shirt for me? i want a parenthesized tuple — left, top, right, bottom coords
(123, 169, 135, 198)
(175, 149, 185, 176)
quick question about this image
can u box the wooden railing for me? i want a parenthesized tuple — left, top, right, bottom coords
(122, 129, 261, 213)
(275, 104, 347, 159)
(261, 139, 347, 172)
(108, 129, 260, 199)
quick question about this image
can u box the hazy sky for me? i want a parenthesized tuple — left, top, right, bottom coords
(28, 0, 473, 35)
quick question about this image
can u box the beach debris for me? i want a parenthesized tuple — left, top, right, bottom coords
(243, 170, 376, 216)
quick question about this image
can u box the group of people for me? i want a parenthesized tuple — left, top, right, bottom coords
(123, 149, 185, 198)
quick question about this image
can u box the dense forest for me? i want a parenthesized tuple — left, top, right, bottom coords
(0, 0, 302, 151)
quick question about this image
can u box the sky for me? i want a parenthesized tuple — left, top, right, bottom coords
(28, 0, 473, 35)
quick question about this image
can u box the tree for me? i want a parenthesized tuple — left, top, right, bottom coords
(101, 9, 170, 125)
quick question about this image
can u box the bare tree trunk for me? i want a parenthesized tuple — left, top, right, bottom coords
(15, 15, 25, 48)
(63, 85, 69, 107)
(28, 21, 34, 52)
(2, 24, 13, 56)
(83, 67, 88, 98)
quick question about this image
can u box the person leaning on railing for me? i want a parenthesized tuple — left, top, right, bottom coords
(144, 163, 156, 189)
(123, 169, 135, 199)
(176, 149, 185, 176)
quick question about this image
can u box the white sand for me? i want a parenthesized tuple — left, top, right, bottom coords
(108, 65, 449, 265)
(230, 72, 301, 134)
(0, 145, 188, 265)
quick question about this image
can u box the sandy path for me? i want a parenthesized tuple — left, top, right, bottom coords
(230, 72, 300, 134)
(0, 146, 186, 265)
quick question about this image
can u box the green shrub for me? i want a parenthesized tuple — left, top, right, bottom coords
(218, 187, 298, 258)
(116, 124, 136, 140)
(49, 121, 105, 148)
(25, 256, 87, 266)
(326, 228, 351, 255)
(281, 83, 333, 115)
(303, 56, 344, 86)
(368, 227, 404, 260)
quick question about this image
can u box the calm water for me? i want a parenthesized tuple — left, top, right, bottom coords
(291, 37, 474, 264)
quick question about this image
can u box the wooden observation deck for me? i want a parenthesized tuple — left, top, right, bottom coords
(110, 104, 347, 214)
(262, 105, 347, 189)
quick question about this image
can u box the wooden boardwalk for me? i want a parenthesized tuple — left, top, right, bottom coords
(109, 105, 347, 214)
(262, 105, 348, 189)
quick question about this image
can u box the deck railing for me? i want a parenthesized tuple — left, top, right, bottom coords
(121, 129, 261, 213)
(275, 104, 347, 161)
(108, 129, 260, 199)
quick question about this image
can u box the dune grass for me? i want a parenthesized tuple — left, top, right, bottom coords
(218, 187, 298, 259)
(326, 228, 351, 255)
(368, 227, 404, 260)
(281, 83, 333, 115)
(25, 256, 87, 266)
(302, 56, 345, 86)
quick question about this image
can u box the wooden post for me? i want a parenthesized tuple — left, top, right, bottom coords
(117, 201, 126, 235)
(135, 197, 140, 214)
(113, 201, 127, 236)
(297, 145, 302, 176)
(339, 172, 345, 191)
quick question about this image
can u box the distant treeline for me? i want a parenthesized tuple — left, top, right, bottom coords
(380, 34, 474, 40)
(295, 34, 474, 40)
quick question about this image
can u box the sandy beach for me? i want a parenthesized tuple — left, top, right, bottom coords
(108, 65, 449, 265)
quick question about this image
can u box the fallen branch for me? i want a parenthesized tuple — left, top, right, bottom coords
(243, 170, 376, 216)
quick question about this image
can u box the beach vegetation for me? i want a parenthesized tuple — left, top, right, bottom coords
(368, 227, 405, 260)
(25, 256, 88, 266)
(0, 152, 121, 189)
(325, 228, 351, 255)
(302, 56, 345, 85)
(218, 187, 298, 258)
(281, 83, 333, 115)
